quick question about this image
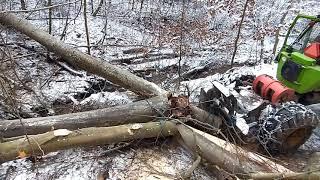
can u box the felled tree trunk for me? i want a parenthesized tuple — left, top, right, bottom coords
(0, 96, 169, 138)
(247, 172, 320, 180)
(0, 121, 177, 163)
(0, 12, 167, 97)
(177, 124, 293, 175)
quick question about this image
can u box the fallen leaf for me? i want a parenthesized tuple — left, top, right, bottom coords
(17, 150, 27, 159)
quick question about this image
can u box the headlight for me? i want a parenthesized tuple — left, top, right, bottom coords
(281, 56, 287, 62)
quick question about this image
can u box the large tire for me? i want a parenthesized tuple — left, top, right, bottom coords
(256, 103, 319, 155)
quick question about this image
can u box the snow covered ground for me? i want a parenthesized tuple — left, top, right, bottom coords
(0, 140, 214, 180)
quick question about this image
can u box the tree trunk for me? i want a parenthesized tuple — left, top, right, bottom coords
(0, 12, 167, 97)
(272, 11, 289, 55)
(83, 0, 91, 55)
(0, 121, 177, 163)
(177, 124, 293, 175)
(47, 0, 52, 61)
(0, 96, 169, 138)
(178, 0, 186, 87)
(230, 0, 249, 67)
(92, 0, 104, 16)
(190, 105, 222, 130)
(260, 36, 265, 63)
(20, 0, 27, 10)
(48, 0, 52, 34)
(272, 1, 293, 55)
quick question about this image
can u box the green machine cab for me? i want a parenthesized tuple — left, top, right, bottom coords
(276, 14, 320, 94)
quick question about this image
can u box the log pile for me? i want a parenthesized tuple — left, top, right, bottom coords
(0, 12, 319, 178)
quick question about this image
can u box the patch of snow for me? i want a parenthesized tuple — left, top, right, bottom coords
(181, 63, 277, 103)
(80, 91, 131, 107)
(0, 143, 214, 180)
(301, 127, 320, 151)
(235, 116, 250, 135)
(40, 73, 89, 102)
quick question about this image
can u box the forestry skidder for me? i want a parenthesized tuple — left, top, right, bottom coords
(200, 14, 320, 155)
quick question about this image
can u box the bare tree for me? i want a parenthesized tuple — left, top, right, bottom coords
(48, 0, 52, 34)
(83, 0, 91, 55)
(47, 0, 52, 61)
(178, 0, 186, 87)
(230, 0, 249, 67)
(139, 0, 144, 14)
(20, 0, 27, 10)
(92, 0, 104, 16)
(272, 1, 293, 55)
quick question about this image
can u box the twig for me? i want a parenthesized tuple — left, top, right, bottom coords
(182, 155, 201, 179)
(60, 0, 71, 40)
(0, 0, 81, 13)
(99, 142, 132, 156)
(55, 61, 84, 76)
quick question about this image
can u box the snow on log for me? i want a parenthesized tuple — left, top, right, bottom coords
(0, 96, 169, 138)
(0, 12, 167, 97)
(0, 121, 177, 163)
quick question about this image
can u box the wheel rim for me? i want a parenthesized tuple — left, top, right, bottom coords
(284, 127, 312, 150)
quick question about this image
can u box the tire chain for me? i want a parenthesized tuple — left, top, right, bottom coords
(256, 102, 318, 153)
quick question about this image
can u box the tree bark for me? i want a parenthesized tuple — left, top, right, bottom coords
(0, 121, 177, 163)
(0, 12, 167, 97)
(190, 105, 222, 130)
(0, 96, 169, 138)
(177, 124, 293, 175)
